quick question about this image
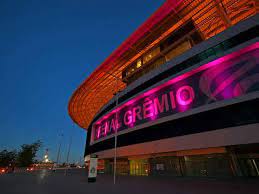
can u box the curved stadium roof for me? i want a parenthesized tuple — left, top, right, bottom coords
(68, 0, 257, 130)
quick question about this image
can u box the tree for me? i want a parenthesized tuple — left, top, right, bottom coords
(0, 149, 17, 167)
(16, 140, 42, 167)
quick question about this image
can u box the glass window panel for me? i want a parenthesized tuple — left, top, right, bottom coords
(143, 47, 160, 64)
(136, 59, 142, 68)
(165, 40, 192, 62)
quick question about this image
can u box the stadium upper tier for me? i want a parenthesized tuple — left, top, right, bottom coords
(68, 0, 257, 130)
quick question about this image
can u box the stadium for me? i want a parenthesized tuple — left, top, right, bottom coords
(69, 0, 259, 177)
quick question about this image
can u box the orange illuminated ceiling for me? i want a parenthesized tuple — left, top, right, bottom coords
(68, 0, 257, 130)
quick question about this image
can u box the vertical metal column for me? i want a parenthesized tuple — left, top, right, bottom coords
(102, 70, 123, 184)
(64, 135, 72, 175)
(55, 133, 63, 169)
(228, 147, 243, 176)
(113, 78, 119, 185)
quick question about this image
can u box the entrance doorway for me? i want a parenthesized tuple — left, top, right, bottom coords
(129, 159, 149, 176)
(184, 154, 232, 177)
(240, 158, 259, 176)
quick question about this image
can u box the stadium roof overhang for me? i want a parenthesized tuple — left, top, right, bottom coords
(68, 0, 257, 130)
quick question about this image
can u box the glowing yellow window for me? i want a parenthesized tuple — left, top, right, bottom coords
(136, 60, 142, 68)
(143, 47, 160, 64)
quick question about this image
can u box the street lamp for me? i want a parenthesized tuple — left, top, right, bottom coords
(64, 135, 72, 175)
(55, 133, 64, 169)
(102, 70, 123, 185)
(113, 89, 120, 185)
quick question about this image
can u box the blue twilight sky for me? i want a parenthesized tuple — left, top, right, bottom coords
(0, 0, 164, 162)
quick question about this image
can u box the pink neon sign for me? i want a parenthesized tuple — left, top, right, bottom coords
(91, 42, 259, 142)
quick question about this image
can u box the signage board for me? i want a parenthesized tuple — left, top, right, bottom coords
(91, 43, 259, 144)
(88, 155, 98, 182)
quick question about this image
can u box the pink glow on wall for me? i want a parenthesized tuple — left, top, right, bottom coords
(124, 110, 133, 125)
(176, 85, 195, 112)
(176, 85, 195, 105)
(97, 43, 258, 122)
(233, 74, 259, 97)
(96, 126, 101, 139)
(92, 42, 259, 142)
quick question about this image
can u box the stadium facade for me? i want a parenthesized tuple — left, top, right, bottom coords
(69, 0, 259, 177)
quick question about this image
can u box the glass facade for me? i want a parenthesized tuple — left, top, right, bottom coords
(143, 47, 161, 64)
(150, 156, 182, 176)
(129, 159, 149, 176)
(184, 154, 233, 177)
(101, 144, 259, 178)
(104, 158, 129, 175)
(165, 40, 192, 62)
(239, 158, 259, 176)
(121, 20, 203, 85)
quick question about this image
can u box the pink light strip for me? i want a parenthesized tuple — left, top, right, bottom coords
(94, 42, 259, 125)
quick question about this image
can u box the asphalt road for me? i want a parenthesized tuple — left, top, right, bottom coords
(0, 169, 259, 194)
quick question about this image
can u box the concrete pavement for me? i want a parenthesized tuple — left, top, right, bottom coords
(0, 169, 258, 194)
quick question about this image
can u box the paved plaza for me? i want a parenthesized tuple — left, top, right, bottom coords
(0, 169, 258, 194)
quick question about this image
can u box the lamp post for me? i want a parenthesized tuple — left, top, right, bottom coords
(114, 89, 120, 185)
(64, 135, 72, 175)
(102, 70, 123, 185)
(55, 133, 64, 169)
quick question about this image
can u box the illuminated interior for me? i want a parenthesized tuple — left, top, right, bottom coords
(68, 0, 257, 130)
